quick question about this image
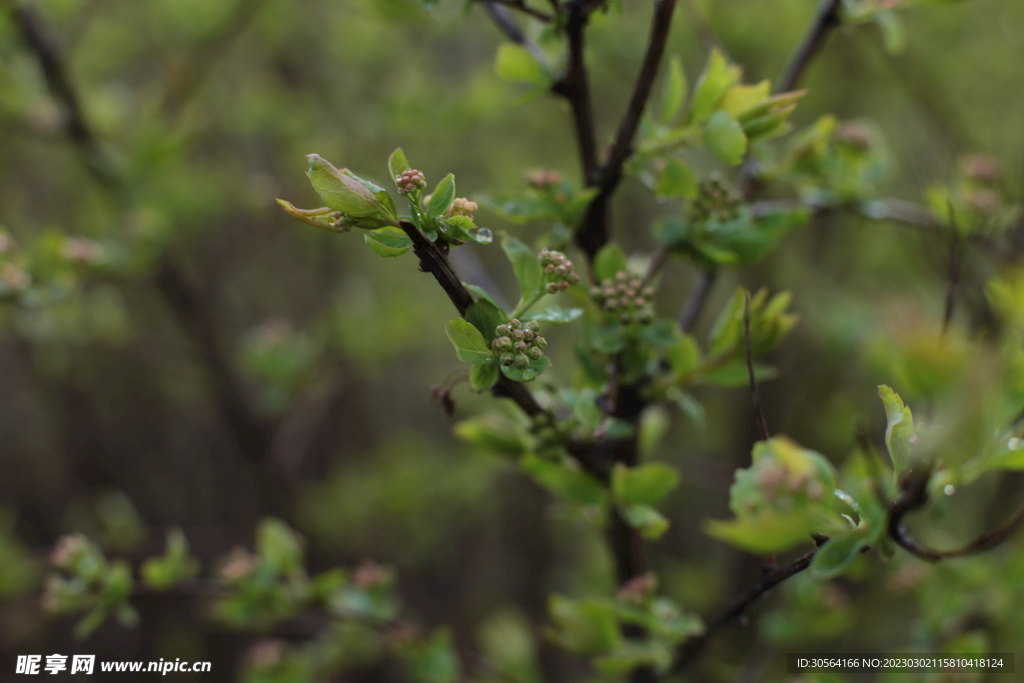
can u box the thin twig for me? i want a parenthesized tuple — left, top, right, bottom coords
(744, 293, 770, 441)
(776, 0, 843, 94)
(678, 269, 716, 332)
(481, 2, 551, 65)
(9, 2, 118, 190)
(941, 202, 961, 338)
(673, 548, 819, 672)
(484, 0, 554, 22)
(887, 466, 1024, 561)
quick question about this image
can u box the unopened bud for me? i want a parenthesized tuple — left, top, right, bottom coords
(533, 336, 547, 349)
(523, 330, 535, 342)
(514, 354, 530, 369)
(494, 336, 513, 352)
(500, 352, 515, 366)
(546, 283, 560, 294)
(511, 329, 526, 341)
(527, 346, 544, 360)
(496, 324, 510, 337)
(514, 340, 528, 353)
(509, 319, 523, 330)
(525, 321, 541, 333)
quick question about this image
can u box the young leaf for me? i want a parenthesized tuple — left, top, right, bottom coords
(620, 504, 671, 539)
(522, 454, 607, 506)
(389, 148, 411, 182)
(495, 44, 548, 86)
(611, 462, 680, 506)
(655, 157, 697, 200)
(501, 234, 543, 302)
(530, 307, 584, 323)
(466, 298, 507, 341)
(704, 111, 747, 165)
(305, 154, 383, 217)
(470, 361, 499, 392)
(810, 530, 870, 580)
(547, 595, 621, 656)
(878, 385, 914, 473)
(689, 48, 739, 124)
(427, 173, 456, 218)
(500, 355, 550, 382)
(365, 228, 413, 257)
(464, 284, 506, 313)
(659, 55, 688, 125)
(445, 318, 494, 363)
(594, 243, 628, 281)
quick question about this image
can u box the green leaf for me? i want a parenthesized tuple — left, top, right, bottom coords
(464, 284, 506, 313)
(502, 234, 543, 302)
(878, 385, 914, 473)
(639, 319, 678, 347)
(620, 504, 671, 539)
(530, 307, 583, 323)
(655, 157, 697, 200)
(547, 595, 621, 656)
(667, 334, 701, 382)
(445, 318, 494, 363)
(257, 517, 303, 573)
(611, 462, 680, 506)
(427, 173, 456, 218)
(500, 355, 550, 382)
(700, 361, 777, 387)
(594, 243, 628, 281)
(469, 361, 499, 392)
(495, 44, 548, 86)
(659, 54, 688, 125)
(305, 154, 383, 217)
(402, 628, 461, 683)
(466, 298, 507, 340)
(365, 228, 413, 257)
(704, 111, 747, 165)
(521, 454, 607, 506)
(690, 48, 739, 124)
(810, 531, 870, 579)
(704, 512, 819, 554)
(388, 148, 410, 182)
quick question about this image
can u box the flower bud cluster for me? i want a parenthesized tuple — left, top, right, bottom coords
(395, 169, 426, 195)
(690, 172, 742, 223)
(492, 319, 546, 369)
(539, 249, 580, 293)
(590, 271, 654, 325)
(445, 197, 478, 218)
(526, 169, 562, 189)
(834, 121, 873, 150)
(529, 411, 562, 454)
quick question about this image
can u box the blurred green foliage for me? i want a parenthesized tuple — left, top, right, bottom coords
(2, 0, 1024, 681)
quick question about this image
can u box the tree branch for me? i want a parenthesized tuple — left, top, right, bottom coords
(575, 0, 678, 260)
(673, 548, 819, 672)
(9, 2, 118, 190)
(553, 2, 600, 189)
(483, 0, 554, 23)
(743, 293, 770, 441)
(776, 0, 843, 94)
(887, 467, 1024, 561)
(397, 221, 545, 417)
(678, 269, 716, 332)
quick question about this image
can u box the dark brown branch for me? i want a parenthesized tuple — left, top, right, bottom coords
(743, 293, 770, 441)
(10, 2, 118, 190)
(888, 466, 1024, 561)
(483, 0, 554, 22)
(482, 1, 551, 65)
(575, 0, 679, 260)
(552, 2, 600, 189)
(776, 0, 842, 94)
(678, 268, 716, 332)
(941, 203, 961, 338)
(397, 221, 545, 417)
(673, 548, 818, 672)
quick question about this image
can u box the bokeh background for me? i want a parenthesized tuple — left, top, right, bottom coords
(2, 0, 1024, 681)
